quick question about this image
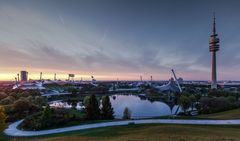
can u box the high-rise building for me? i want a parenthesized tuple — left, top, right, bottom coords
(20, 71, 28, 82)
(209, 14, 220, 89)
(54, 73, 57, 81)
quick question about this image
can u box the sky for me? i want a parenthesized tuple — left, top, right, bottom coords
(0, 0, 240, 81)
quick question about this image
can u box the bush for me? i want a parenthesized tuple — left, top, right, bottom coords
(208, 90, 236, 98)
(19, 108, 82, 130)
(179, 96, 191, 113)
(53, 108, 73, 124)
(199, 96, 239, 114)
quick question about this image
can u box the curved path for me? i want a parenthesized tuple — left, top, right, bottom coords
(4, 119, 240, 137)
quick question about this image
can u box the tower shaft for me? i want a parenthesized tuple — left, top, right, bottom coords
(209, 13, 220, 89)
(211, 52, 217, 88)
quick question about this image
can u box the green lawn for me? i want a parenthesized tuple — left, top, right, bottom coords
(2, 108, 240, 141)
(148, 108, 240, 120)
(0, 132, 9, 141)
(196, 108, 240, 119)
(3, 124, 240, 141)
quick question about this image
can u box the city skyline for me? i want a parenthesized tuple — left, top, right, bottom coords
(1, 0, 240, 81)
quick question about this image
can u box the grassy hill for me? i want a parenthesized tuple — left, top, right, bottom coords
(4, 124, 240, 141)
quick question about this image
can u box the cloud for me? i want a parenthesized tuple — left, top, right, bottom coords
(1, 1, 240, 80)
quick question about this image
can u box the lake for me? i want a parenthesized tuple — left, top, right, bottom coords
(110, 95, 178, 118)
(49, 95, 179, 119)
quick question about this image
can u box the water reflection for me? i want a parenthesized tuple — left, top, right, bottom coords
(49, 95, 180, 119)
(110, 95, 178, 118)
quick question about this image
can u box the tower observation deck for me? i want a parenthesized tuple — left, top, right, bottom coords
(209, 13, 220, 89)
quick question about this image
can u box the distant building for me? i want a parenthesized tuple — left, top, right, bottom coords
(20, 71, 28, 82)
(12, 81, 45, 90)
(177, 77, 183, 84)
(155, 78, 181, 94)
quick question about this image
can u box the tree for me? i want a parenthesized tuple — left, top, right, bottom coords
(0, 106, 6, 131)
(41, 105, 53, 128)
(71, 88, 77, 94)
(12, 98, 31, 118)
(83, 96, 90, 107)
(123, 107, 131, 120)
(199, 97, 211, 113)
(179, 96, 191, 114)
(85, 94, 100, 120)
(71, 101, 77, 110)
(195, 93, 202, 102)
(189, 95, 196, 110)
(53, 108, 71, 123)
(0, 92, 7, 100)
(0, 96, 15, 105)
(101, 96, 114, 119)
(227, 96, 236, 104)
(33, 96, 47, 108)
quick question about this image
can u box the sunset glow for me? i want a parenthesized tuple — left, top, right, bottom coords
(0, 0, 240, 81)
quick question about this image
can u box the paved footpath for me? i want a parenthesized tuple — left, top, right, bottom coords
(4, 119, 240, 137)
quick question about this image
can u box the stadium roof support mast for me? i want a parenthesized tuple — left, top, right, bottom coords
(17, 74, 19, 83)
(15, 77, 18, 88)
(171, 69, 183, 115)
(209, 13, 220, 89)
(171, 69, 182, 93)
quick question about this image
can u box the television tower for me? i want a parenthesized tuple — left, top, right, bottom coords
(209, 13, 220, 89)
